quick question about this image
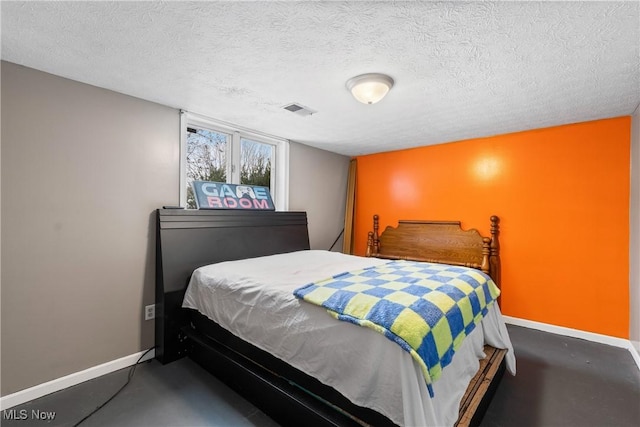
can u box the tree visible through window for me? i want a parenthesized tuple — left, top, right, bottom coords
(186, 127, 228, 209)
(241, 138, 273, 188)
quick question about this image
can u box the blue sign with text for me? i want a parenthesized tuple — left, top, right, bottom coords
(192, 181, 275, 210)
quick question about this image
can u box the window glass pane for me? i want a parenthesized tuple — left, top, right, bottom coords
(240, 138, 273, 192)
(186, 127, 229, 209)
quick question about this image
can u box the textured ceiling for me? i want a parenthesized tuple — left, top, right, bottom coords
(2, 1, 639, 156)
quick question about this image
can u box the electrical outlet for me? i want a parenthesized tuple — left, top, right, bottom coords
(145, 304, 155, 320)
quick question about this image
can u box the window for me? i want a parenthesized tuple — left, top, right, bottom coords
(185, 127, 230, 209)
(241, 138, 274, 188)
(180, 112, 289, 210)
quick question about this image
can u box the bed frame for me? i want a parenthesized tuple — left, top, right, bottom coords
(155, 208, 506, 427)
(365, 214, 506, 425)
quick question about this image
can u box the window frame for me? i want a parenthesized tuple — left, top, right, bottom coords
(180, 111, 289, 211)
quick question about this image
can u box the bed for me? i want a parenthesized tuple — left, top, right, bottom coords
(155, 209, 515, 426)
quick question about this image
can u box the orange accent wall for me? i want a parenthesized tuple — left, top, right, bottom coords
(355, 117, 631, 338)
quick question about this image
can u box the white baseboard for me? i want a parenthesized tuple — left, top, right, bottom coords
(629, 342, 640, 371)
(0, 348, 155, 411)
(503, 316, 640, 371)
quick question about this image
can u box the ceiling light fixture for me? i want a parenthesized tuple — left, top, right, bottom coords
(346, 73, 394, 105)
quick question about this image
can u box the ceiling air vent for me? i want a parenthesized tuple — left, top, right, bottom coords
(282, 103, 317, 117)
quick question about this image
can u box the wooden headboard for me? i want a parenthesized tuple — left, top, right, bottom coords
(155, 209, 310, 364)
(366, 214, 501, 289)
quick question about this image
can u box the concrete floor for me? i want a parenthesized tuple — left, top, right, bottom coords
(481, 326, 640, 427)
(2, 325, 639, 427)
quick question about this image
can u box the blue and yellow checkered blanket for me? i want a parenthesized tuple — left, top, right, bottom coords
(293, 260, 501, 396)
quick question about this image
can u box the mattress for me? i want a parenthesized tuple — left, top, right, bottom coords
(182, 250, 516, 427)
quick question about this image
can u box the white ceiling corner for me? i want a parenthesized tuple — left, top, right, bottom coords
(1, 1, 638, 156)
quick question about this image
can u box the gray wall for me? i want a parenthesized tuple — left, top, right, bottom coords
(1, 62, 180, 395)
(289, 142, 350, 251)
(631, 106, 640, 352)
(1, 61, 353, 396)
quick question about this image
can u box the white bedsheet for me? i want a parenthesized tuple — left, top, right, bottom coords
(182, 250, 515, 427)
